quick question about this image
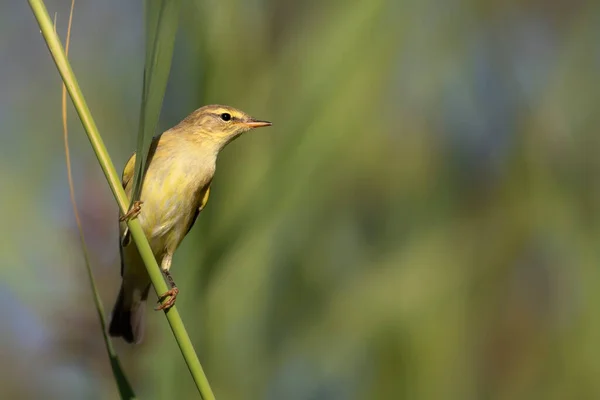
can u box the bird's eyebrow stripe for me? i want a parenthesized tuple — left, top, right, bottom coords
(213, 110, 239, 119)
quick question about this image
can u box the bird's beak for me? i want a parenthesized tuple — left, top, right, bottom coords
(244, 119, 272, 128)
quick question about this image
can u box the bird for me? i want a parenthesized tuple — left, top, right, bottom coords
(108, 104, 271, 344)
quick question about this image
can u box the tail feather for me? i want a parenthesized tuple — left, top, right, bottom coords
(109, 284, 150, 344)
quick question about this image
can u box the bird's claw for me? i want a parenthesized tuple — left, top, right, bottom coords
(155, 287, 179, 311)
(120, 201, 144, 222)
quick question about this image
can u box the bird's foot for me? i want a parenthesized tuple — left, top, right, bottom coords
(155, 287, 179, 311)
(120, 201, 143, 222)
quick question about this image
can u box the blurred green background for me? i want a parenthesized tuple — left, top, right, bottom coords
(2, 0, 600, 398)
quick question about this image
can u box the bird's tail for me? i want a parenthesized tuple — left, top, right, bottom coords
(108, 283, 150, 344)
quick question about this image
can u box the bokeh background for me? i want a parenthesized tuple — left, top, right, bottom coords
(2, 0, 600, 398)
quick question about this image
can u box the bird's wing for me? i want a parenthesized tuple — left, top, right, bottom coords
(185, 183, 212, 236)
(199, 183, 212, 212)
(119, 152, 137, 250)
(118, 137, 162, 277)
(121, 152, 137, 191)
(119, 137, 161, 248)
(121, 136, 161, 193)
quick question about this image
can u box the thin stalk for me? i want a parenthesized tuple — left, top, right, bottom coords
(58, 2, 136, 398)
(130, 0, 180, 207)
(28, 1, 215, 398)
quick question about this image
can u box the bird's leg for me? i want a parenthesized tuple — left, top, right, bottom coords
(155, 271, 179, 311)
(120, 200, 144, 222)
(155, 254, 179, 311)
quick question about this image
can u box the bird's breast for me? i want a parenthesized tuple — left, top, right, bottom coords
(136, 153, 215, 254)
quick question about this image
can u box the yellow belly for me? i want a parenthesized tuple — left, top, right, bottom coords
(137, 171, 203, 258)
(120, 134, 216, 270)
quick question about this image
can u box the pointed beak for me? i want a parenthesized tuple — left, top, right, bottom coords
(243, 119, 272, 128)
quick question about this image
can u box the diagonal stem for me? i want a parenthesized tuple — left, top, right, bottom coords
(28, 1, 215, 398)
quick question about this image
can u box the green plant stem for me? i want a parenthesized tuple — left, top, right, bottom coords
(130, 0, 180, 206)
(58, 1, 136, 397)
(28, 1, 215, 398)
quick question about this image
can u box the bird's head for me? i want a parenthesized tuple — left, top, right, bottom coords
(177, 104, 271, 148)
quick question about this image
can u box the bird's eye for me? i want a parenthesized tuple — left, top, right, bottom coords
(220, 113, 232, 121)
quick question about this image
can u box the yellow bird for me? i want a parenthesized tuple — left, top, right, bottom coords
(109, 104, 271, 344)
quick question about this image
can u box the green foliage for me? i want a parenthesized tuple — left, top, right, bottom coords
(130, 0, 181, 205)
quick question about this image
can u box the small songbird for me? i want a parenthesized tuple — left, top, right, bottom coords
(108, 104, 271, 344)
